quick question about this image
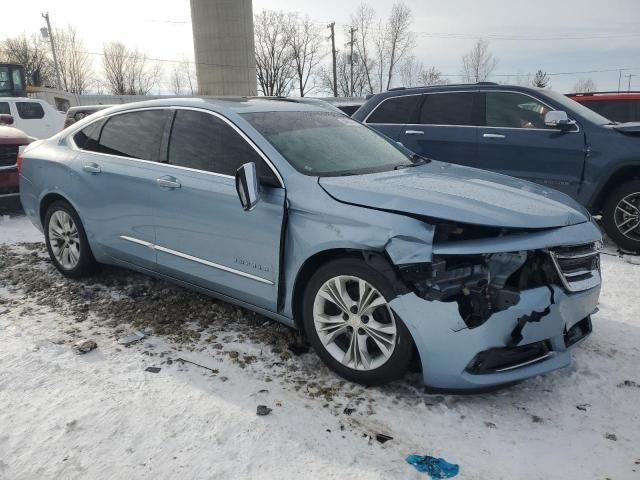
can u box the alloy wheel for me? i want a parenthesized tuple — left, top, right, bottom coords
(48, 210, 81, 270)
(312, 275, 397, 371)
(614, 192, 640, 242)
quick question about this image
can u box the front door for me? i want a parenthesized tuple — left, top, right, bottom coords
(70, 109, 170, 270)
(153, 108, 285, 311)
(476, 91, 586, 197)
(397, 91, 479, 166)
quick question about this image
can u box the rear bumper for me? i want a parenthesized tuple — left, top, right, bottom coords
(390, 284, 600, 390)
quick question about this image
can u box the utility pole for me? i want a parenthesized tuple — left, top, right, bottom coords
(41, 12, 62, 90)
(347, 27, 358, 97)
(327, 22, 337, 97)
(625, 74, 636, 92)
(618, 70, 622, 93)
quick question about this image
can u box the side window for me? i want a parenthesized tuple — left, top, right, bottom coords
(168, 110, 279, 185)
(583, 100, 629, 123)
(16, 102, 45, 120)
(84, 110, 166, 160)
(73, 121, 102, 150)
(419, 92, 475, 126)
(366, 96, 419, 124)
(0, 102, 9, 115)
(485, 92, 553, 129)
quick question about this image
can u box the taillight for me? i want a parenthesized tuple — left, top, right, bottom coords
(17, 152, 23, 174)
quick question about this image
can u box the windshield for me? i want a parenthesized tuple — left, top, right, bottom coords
(242, 111, 415, 176)
(544, 89, 612, 125)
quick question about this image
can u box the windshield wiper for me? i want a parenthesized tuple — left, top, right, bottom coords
(394, 154, 431, 170)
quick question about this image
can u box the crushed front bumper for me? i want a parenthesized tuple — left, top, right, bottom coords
(390, 284, 600, 390)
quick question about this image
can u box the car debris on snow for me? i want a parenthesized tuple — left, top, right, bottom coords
(72, 340, 97, 355)
(375, 433, 393, 444)
(576, 404, 591, 412)
(256, 405, 272, 416)
(145, 367, 161, 373)
(118, 330, 146, 345)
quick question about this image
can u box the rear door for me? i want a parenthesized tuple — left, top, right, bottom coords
(363, 94, 422, 142)
(153, 108, 285, 311)
(476, 91, 585, 197)
(13, 101, 50, 139)
(71, 109, 171, 270)
(396, 91, 479, 166)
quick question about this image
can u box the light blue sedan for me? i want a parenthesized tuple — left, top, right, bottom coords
(19, 98, 602, 390)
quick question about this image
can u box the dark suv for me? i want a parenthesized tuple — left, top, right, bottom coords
(354, 84, 640, 251)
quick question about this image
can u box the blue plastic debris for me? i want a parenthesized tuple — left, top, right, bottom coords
(406, 455, 459, 479)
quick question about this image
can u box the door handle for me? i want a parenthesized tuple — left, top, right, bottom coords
(156, 176, 181, 189)
(82, 163, 101, 174)
(405, 130, 424, 135)
(482, 133, 506, 139)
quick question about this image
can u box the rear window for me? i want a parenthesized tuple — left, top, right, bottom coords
(419, 92, 475, 126)
(366, 95, 419, 124)
(16, 102, 45, 120)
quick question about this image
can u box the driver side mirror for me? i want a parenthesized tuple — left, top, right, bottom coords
(544, 110, 574, 130)
(0, 114, 14, 126)
(235, 162, 261, 211)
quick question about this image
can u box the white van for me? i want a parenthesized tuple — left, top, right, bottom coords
(0, 98, 65, 139)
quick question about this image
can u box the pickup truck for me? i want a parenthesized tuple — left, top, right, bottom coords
(354, 84, 640, 251)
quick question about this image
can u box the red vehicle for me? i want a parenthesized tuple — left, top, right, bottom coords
(0, 114, 31, 204)
(567, 91, 640, 123)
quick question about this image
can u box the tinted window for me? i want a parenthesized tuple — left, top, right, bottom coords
(83, 110, 166, 160)
(366, 95, 419, 124)
(485, 92, 553, 129)
(580, 100, 631, 123)
(243, 111, 418, 176)
(73, 122, 102, 150)
(0, 102, 9, 115)
(419, 92, 475, 125)
(16, 102, 45, 120)
(168, 110, 278, 184)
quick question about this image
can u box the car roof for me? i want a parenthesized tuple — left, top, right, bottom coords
(98, 97, 335, 116)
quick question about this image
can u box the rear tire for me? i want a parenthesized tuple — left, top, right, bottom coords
(302, 257, 414, 386)
(602, 180, 640, 252)
(44, 200, 96, 278)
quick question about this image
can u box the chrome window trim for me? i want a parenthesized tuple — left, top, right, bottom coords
(68, 105, 285, 188)
(364, 89, 580, 133)
(120, 235, 274, 285)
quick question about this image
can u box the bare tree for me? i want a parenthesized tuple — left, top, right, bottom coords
(532, 70, 550, 88)
(399, 55, 423, 87)
(572, 78, 597, 93)
(318, 50, 369, 97)
(419, 66, 450, 85)
(461, 39, 498, 83)
(254, 10, 295, 96)
(350, 3, 377, 94)
(170, 60, 196, 95)
(384, 2, 415, 90)
(54, 26, 93, 94)
(102, 42, 160, 95)
(0, 34, 53, 87)
(288, 14, 324, 97)
(372, 16, 390, 93)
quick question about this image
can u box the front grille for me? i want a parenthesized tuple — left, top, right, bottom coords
(549, 243, 601, 292)
(0, 145, 19, 168)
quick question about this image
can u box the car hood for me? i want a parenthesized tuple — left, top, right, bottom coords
(318, 161, 589, 229)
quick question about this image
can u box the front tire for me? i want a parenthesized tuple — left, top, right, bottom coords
(602, 180, 640, 252)
(44, 200, 96, 278)
(302, 258, 414, 386)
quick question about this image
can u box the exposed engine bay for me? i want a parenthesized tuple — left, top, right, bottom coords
(397, 250, 564, 329)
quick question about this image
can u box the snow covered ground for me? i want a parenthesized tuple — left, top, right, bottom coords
(0, 214, 639, 480)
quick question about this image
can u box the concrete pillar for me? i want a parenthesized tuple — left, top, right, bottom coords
(189, 0, 257, 96)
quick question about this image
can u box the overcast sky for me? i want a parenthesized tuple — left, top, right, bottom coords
(4, 0, 640, 94)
